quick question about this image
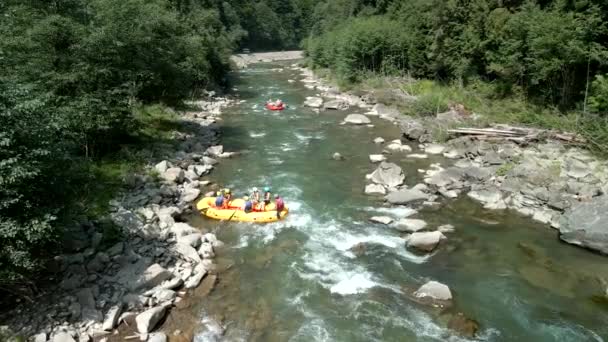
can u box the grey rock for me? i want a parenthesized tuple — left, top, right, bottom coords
(424, 144, 445, 155)
(324, 99, 349, 110)
(203, 233, 222, 247)
(198, 242, 215, 259)
(385, 141, 412, 152)
(463, 166, 491, 182)
(394, 219, 427, 232)
(182, 188, 201, 202)
(343, 114, 371, 125)
(174, 243, 202, 263)
(365, 184, 387, 195)
(373, 137, 385, 144)
(102, 304, 123, 331)
(138, 207, 156, 221)
(111, 208, 144, 234)
(332, 152, 344, 161)
(155, 161, 171, 174)
(184, 264, 207, 289)
(162, 168, 184, 184)
(438, 224, 455, 233)
(148, 332, 168, 342)
(467, 187, 506, 210)
(52, 332, 76, 342)
(177, 233, 202, 248)
(373, 103, 400, 117)
(87, 252, 110, 273)
(202, 156, 218, 166)
(407, 231, 446, 252)
(106, 242, 124, 256)
(369, 216, 394, 225)
(158, 277, 183, 290)
(34, 332, 47, 342)
(370, 162, 405, 188)
(559, 196, 608, 254)
(304, 96, 323, 108)
(399, 116, 426, 141)
(415, 281, 452, 301)
(386, 189, 429, 205)
(206, 145, 224, 157)
(152, 289, 177, 302)
(77, 334, 91, 342)
(76, 288, 102, 322)
(131, 263, 172, 290)
(135, 306, 168, 334)
(369, 154, 386, 163)
(170, 222, 198, 237)
(184, 170, 199, 182)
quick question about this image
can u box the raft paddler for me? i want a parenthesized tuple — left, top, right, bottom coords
(251, 187, 261, 207)
(222, 188, 232, 208)
(274, 194, 285, 219)
(261, 186, 272, 210)
(214, 191, 224, 208)
(243, 196, 253, 213)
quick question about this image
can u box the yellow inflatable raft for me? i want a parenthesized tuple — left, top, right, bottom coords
(196, 197, 289, 223)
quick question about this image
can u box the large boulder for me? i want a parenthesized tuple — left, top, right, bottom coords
(385, 189, 429, 205)
(369, 154, 386, 163)
(370, 162, 405, 188)
(394, 219, 427, 232)
(135, 306, 168, 334)
(415, 281, 452, 301)
(130, 264, 172, 290)
(324, 99, 349, 110)
(369, 216, 393, 225)
(343, 114, 371, 125)
(559, 196, 608, 254)
(174, 243, 202, 263)
(155, 160, 171, 174)
(162, 168, 184, 184)
(206, 145, 224, 157)
(407, 231, 446, 252)
(181, 188, 200, 202)
(304, 96, 323, 108)
(364, 184, 386, 195)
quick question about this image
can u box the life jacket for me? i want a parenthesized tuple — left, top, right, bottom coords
(244, 200, 253, 211)
(215, 195, 224, 207)
(275, 197, 285, 211)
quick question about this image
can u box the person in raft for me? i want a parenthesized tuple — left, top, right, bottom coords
(243, 196, 253, 213)
(214, 191, 224, 208)
(274, 194, 285, 219)
(261, 186, 272, 210)
(222, 188, 232, 208)
(251, 187, 261, 209)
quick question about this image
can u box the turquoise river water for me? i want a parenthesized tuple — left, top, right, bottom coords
(184, 62, 608, 341)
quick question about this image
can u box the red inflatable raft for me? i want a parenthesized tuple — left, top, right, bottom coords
(265, 103, 286, 111)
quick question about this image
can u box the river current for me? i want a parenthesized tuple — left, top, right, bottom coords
(184, 62, 608, 341)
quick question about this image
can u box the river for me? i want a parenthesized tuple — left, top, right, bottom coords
(181, 62, 608, 341)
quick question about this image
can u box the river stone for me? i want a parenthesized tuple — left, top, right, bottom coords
(184, 264, 207, 289)
(364, 184, 386, 195)
(155, 161, 171, 174)
(148, 332, 168, 342)
(407, 153, 428, 159)
(198, 242, 215, 259)
(373, 137, 385, 144)
(448, 313, 479, 338)
(304, 96, 323, 108)
(206, 145, 223, 157)
(369, 216, 393, 225)
(424, 144, 445, 155)
(170, 222, 198, 237)
(467, 187, 505, 209)
(202, 156, 218, 166)
(407, 231, 446, 252)
(178, 233, 202, 248)
(34, 333, 47, 342)
(131, 264, 172, 290)
(52, 332, 76, 342)
(343, 114, 371, 125)
(438, 224, 455, 233)
(174, 243, 202, 263)
(370, 162, 405, 188)
(332, 152, 344, 161)
(181, 188, 200, 202)
(136, 306, 168, 334)
(162, 168, 184, 184)
(386, 141, 412, 152)
(394, 219, 427, 232)
(415, 281, 452, 300)
(102, 304, 123, 331)
(559, 196, 608, 254)
(324, 99, 349, 110)
(369, 154, 386, 163)
(152, 289, 177, 302)
(386, 189, 429, 205)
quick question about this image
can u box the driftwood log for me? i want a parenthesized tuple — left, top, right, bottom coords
(447, 124, 586, 145)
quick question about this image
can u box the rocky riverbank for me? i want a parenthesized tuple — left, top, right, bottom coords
(294, 64, 608, 337)
(0, 94, 237, 342)
(231, 51, 304, 69)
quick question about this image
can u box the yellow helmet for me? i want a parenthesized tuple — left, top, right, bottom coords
(216, 191, 221, 196)
(244, 196, 249, 201)
(224, 188, 231, 194)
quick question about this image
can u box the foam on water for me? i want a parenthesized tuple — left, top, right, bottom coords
(330, 273, 380, 295)
(363, 206, 418, 218)
(249, 131, 266, 138)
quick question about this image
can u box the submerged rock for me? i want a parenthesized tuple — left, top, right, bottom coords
(370, 162, 405, 188)
(373, 137, 385, 144)
(447, 312, 480, 338)
(559, 196, 608, 254)
(407, 231, 446, 252)
(415, 281, 452, 301)
(369, 154, 386, 163)
(332, 152, 344, 161)
(365, 184, 387, 195)
(369, 216, 394, 225)
(385, 188, 429, 205)
(343, 114, 371, 125)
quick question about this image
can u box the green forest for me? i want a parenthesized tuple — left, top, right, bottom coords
(2, 0, 608, 289)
